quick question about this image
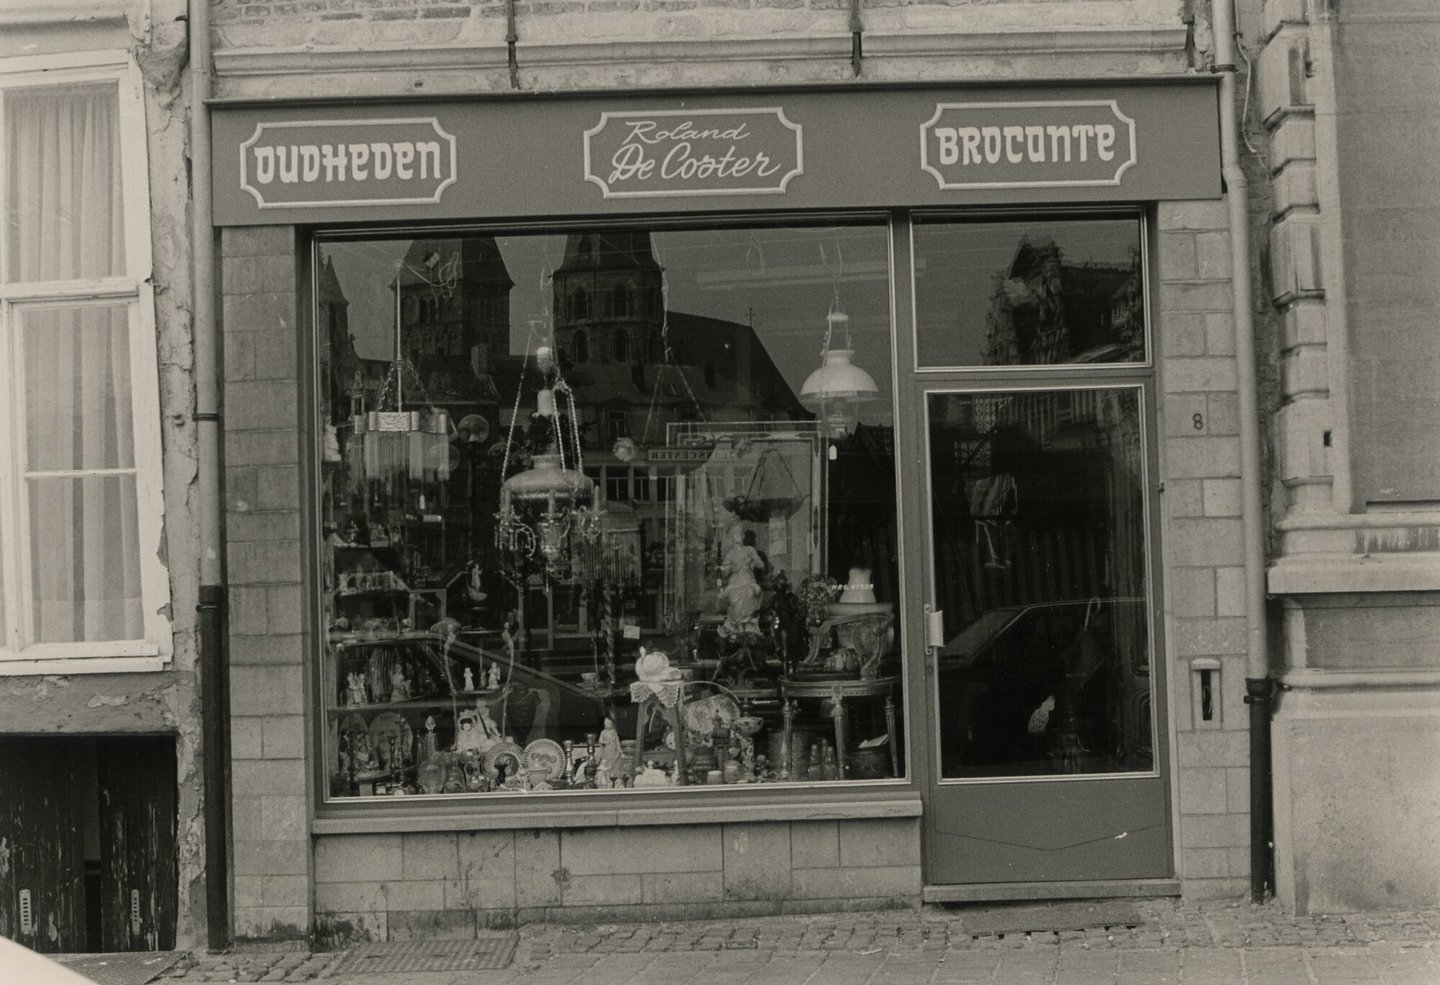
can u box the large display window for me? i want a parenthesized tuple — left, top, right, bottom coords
(314, 218, 905, 799)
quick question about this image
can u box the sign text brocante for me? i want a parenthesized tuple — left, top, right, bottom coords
(240, 118, 457, 209)
(583, 108, 804, 199)
(921, 100, 1137, 190)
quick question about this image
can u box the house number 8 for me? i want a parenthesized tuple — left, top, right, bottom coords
(1192, 413, 1205, 431)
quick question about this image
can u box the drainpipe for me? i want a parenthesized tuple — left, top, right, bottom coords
(505, 0, 520, 89)
(849, 0, 863, 77)
(1211, 0, 1274, 903)
(189, 0, 231, 951)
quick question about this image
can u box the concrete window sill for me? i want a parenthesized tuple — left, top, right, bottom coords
(313, 788, 923, 835)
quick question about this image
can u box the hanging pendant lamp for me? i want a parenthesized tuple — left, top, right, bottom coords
(799, 308, 879, 438)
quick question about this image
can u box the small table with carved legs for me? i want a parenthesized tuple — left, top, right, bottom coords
(779, 676, 900, 779)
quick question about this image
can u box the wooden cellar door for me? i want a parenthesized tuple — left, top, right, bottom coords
(97, 736, 178, 951)
(0, 738, 87, 953)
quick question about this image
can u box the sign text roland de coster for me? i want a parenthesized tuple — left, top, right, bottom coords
(584, 108, 804, 199)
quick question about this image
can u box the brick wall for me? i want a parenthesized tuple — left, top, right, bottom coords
(1156, 200, 1251, 899)
(314, 819, 921, 943)
(222, 227, 314, 941)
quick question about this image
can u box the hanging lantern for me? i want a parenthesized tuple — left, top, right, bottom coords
(799, 309, 879, 438)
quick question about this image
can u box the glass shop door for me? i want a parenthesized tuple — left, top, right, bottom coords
(918, 383, 1172, 888)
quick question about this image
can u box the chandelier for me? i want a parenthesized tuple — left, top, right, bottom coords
(495, 337, 604, 570)
(349, 261, 451, 483)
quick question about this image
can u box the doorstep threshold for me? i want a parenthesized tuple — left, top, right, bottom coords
(923, 878, 1180, 903)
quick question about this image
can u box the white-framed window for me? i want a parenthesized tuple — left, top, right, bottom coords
(0, 51, 171, 674)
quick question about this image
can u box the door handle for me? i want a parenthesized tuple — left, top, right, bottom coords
(924, 604, 944, 653)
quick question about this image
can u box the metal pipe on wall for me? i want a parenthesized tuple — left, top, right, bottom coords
(1210, 0, 1274, 903)
(189, 0, 232, 951)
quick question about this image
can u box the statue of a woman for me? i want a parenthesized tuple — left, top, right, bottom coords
(596, 716, 622, 787)
(718, 524, 765, 637)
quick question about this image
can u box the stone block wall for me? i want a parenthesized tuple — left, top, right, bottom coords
(222, 227, 313, 941)
(313, 819, 921, 943)
(1156, 200, 1252, 900)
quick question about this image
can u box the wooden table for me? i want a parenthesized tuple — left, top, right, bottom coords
(779, 675, 900, 779)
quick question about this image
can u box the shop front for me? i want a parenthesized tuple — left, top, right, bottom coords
(211, 80, 1222, 935)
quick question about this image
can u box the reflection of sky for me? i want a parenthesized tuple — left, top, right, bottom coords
(322, 223, 896, 426)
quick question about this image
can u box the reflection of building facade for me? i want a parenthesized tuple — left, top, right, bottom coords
(984, 237, 1144, 366)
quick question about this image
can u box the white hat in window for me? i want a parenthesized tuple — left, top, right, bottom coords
(635, 646, 681, 683)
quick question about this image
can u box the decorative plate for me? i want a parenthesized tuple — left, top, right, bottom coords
(481, 740, 525, 780)
(523, 738, 567, 781)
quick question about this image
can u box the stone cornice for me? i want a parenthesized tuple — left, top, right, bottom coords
(211, 27, 1189, 83)
(1268, 552, 1440, 595)
(0, 5, 127, 27)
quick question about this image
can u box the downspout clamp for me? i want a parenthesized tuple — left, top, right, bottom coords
(1211, 0, 1275, 903)
(189, 0, 232, 951)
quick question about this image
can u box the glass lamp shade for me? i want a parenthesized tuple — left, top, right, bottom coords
(499, 453, 594, 508)
(354, 409, 450, 480)
(800, 348, 879, 436)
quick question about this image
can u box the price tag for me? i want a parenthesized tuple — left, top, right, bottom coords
(623, 624, 641, 640)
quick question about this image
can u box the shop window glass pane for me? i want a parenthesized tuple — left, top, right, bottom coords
(5, 83, 126, 284)
(316, 220, 902, 799)
(928, 387, 1154, 778)
(913, 216, 1144, 368)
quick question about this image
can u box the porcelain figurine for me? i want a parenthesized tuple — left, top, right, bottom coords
(718, 524, 765, 638)
(597, 716, 622, 781)
(389, 665, 412, 701)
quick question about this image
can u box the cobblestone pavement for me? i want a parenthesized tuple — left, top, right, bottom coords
(154, 899, 1440, 985)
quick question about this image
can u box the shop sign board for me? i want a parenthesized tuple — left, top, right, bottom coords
(583, 108, 803, 198)
(920, 100, 1136, 189)
(238, 117, 457, 209)
(212, 82, 1220, 225)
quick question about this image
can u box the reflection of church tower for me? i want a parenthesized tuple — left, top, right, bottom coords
(317, 254, 362, 422)
(551, 232, 664, 369)
(395, 237, 513, 407)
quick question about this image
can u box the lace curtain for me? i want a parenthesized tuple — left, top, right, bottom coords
(6, 83, 142, 643)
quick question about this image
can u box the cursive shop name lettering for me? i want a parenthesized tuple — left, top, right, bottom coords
(933, 123, 1119, 167)
(252, 140, 445, 185)
(607, 120, 782, 184)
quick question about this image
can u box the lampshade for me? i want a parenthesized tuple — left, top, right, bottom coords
(799, 309, 880, 437)
(799, 310, 880, 418)
(799, 348, 880, 406)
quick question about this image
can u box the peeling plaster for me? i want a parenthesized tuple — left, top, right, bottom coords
(86, 693, 130, 708)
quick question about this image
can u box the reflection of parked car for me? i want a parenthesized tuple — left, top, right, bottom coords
(327, 632, 617, 793)
(936, 598, 1147, 775)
